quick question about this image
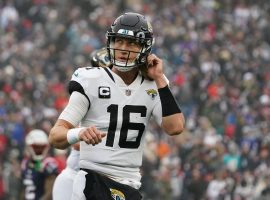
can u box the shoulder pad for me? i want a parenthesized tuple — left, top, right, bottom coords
(72, 67, 103, 80)
(42, 157, 59, 175)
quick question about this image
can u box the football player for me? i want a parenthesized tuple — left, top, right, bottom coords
(52, 142, 80, 200)
(49, 12, 185, 200)
(21, 129, 59, 200)
(52, 47, 110, 200)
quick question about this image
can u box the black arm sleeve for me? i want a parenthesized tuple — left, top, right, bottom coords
(158, 85, 182, 117)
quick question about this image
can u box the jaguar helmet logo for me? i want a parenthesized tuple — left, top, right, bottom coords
(146, 89, 157, 100)
(110, 188, 126, 200)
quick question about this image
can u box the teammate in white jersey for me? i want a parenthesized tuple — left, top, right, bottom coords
(49, 12, 185, 200)
(52, 143, 79, 200)
(52, 48, 111, 200)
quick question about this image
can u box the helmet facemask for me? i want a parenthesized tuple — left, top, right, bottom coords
(25, 129, 49, 161)
(28, 144, 49, 161)
(107, 36, 152, 72)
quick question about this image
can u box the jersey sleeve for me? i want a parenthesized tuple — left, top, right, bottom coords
(58, 91, 89, 126)
(68, 68, 91, 105)
(68, 67, 103, 103)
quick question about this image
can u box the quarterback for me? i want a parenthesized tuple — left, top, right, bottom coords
(49, 12, 185, 200)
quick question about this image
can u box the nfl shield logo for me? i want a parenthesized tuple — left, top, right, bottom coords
(125, 89, 131, 96)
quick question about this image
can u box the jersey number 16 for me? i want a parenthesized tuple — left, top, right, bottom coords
(106, 104, 146, 149)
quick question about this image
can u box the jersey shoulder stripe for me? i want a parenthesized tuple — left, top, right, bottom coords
(69, 67, 104, 108)
(103, 67, 115, 82)
(68, 80, 90, 109)
(72, 67, 103, 80)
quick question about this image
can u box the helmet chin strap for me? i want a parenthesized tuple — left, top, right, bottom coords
(114, 60, 137, 72)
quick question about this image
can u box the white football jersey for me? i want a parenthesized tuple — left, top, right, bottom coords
(66, 148, 80, 171)
(68, 66, 163, 186)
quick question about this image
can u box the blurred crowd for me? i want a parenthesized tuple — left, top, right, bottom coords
(1, 0, 270, 199)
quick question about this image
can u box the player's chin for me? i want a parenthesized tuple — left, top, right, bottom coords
(116, 59, 135, 64)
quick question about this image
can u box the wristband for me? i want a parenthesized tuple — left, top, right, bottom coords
(67, 128, 84, 144)
(158, 85, 182, 117)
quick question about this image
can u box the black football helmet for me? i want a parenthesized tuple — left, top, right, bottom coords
(106, 12, 154, 71)
(90, 47, 111, 67)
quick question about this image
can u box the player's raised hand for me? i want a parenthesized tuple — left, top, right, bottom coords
(146, 54, 164, 80)
(79, 126, 106, 145)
